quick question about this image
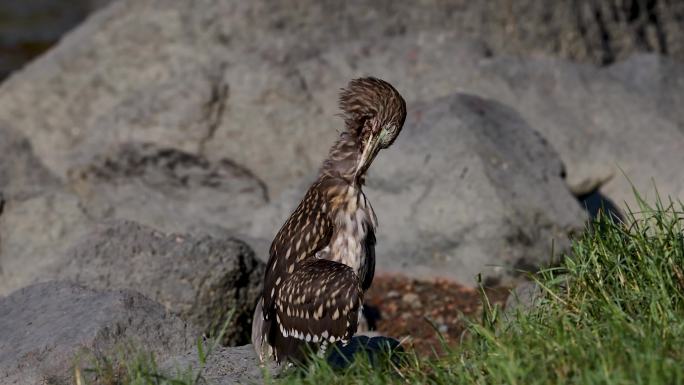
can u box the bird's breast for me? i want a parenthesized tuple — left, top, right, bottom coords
(326, 187, 377, 283)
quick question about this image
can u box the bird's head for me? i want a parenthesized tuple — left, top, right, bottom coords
(338, 77, 406, 180)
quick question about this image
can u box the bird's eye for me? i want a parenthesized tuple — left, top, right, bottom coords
(379, 125, 396, 148)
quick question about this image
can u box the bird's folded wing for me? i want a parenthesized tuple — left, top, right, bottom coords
(275, 258, 363, 344)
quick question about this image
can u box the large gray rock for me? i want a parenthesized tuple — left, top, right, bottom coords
(54, 220, 265, 346)
(0, 281, 195, 385)
(0, 0, 224, 182)
(68, 142, 268, 237)
(252, 94, 587, 285)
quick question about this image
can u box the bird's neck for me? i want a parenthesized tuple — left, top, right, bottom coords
(320, 132, 365, 185)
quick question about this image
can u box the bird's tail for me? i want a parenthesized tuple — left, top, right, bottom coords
(251, 298, 273, 363)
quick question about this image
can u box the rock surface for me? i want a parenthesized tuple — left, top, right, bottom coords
(504, 280, 545, 319)
(0, 189, 92, 296)
(0, 125, 84, 295)
(161, 344, 266, 385)
(0, 0, 227, 183)
(469, 53, 684, 207)
(252, 94, 587, 284)
(54, 220, 265, 346)
(0, 281, 195, 385)
(160, 336, 403, 384)
(0, 125, 60, 200)
(68, 142, 268, 237)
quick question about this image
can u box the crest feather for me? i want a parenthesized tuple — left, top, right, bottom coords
(338, 77, 406, 133)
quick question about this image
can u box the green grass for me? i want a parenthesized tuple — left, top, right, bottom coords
(75, 193, 684, 385)
(75, 311, 235, 385)
(74, 348, 196, 385)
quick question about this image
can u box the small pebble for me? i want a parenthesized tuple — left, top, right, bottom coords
(402, 293, 421, 309)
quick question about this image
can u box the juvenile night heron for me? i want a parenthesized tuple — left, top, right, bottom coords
(252, 77, 406, 364)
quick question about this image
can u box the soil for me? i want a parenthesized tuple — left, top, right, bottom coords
(364, 273, 510, 356)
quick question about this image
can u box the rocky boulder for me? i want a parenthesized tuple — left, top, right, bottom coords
(0, 281, 195, 385)
(0, 0, 227, 183)
(54, 220, 265, 346)
(252, 94, 587, 285)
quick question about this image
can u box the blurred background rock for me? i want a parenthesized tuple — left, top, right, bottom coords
(2, 0, 683, 83)
(0, 0, 110, 80)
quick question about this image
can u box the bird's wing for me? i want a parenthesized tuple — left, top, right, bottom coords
(270, 258, 362, 362)
(263, 184, 333, 317)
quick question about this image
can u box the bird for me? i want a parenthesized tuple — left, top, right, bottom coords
(251, 77, 407, 365)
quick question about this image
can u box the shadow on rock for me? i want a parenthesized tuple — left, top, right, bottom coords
(326, 336, 404, 370)
(577, 188, 624, 222)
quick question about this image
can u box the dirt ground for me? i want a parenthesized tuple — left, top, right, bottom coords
(364, 274, 511, 356)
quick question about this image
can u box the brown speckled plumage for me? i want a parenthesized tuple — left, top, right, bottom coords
(252, 77, 406, 364)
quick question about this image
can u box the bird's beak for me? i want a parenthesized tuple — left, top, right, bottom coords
(354, 130, 382, 180)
